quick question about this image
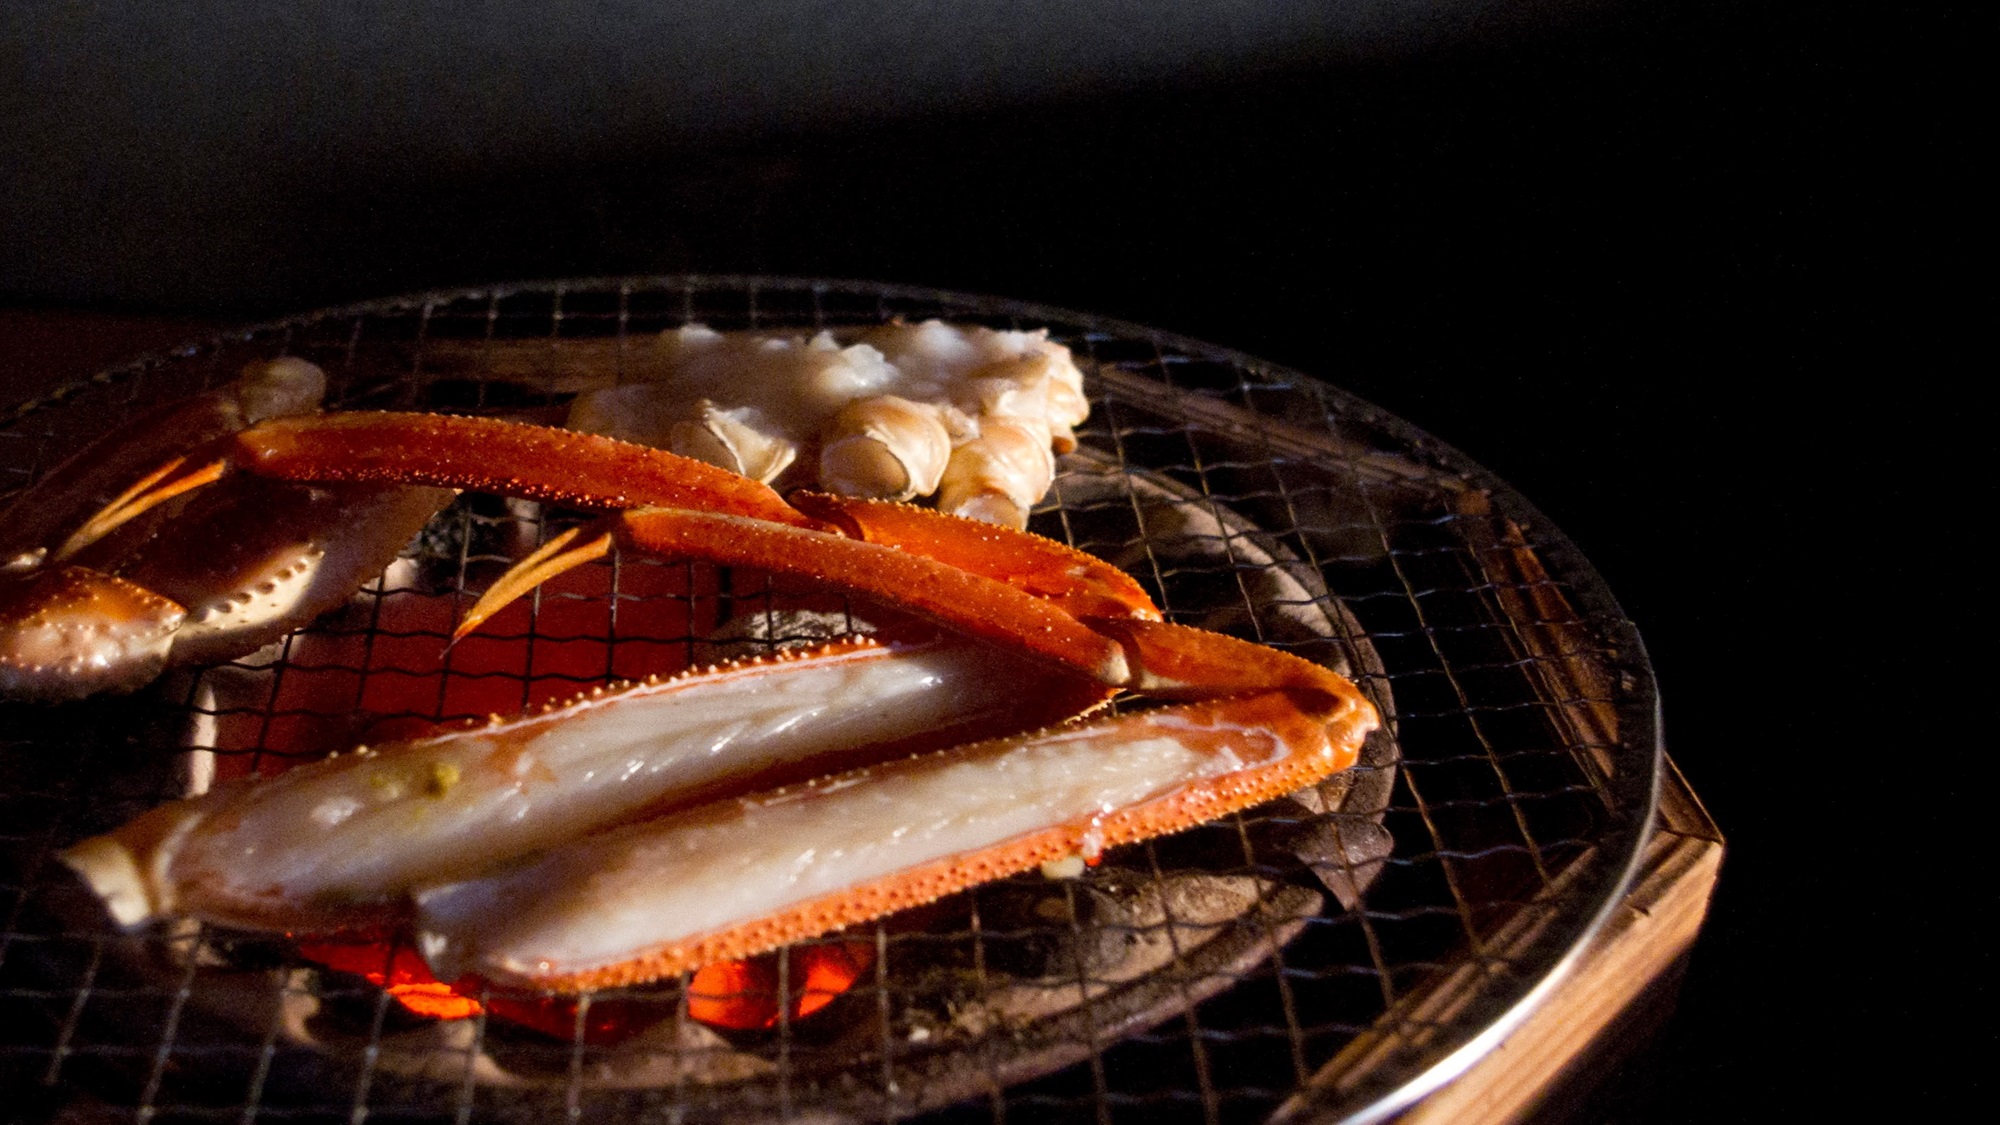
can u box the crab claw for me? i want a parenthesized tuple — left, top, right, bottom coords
(0, 567, 186, 702)
(0, 359, 458, 702)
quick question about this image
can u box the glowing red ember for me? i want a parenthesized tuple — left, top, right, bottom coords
(686, 940, 876, 1030)
(294, 936, 873, 1039)
(294, 939, 482, 1021)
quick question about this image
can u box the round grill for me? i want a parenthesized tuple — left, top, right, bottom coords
(0, 277, 1658, 1124)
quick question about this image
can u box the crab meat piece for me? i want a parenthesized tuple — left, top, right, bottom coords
(564, 321, 1089, 528)
(413, 690, 1369, 990)
(818, 394, 954, 500)
(61, 637, 1110, 931)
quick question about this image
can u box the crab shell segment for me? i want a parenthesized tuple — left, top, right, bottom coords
(0, 566, 185, 701)
(0, 363, 455, 702)
(416, 668, 1375, 991)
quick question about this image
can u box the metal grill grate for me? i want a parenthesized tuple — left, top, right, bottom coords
(0, 278, 1657, 1125)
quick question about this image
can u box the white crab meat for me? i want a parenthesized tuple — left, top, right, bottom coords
(412, 701, 1307, 988)
(563, 321, 1089, 528)
(59, 637, 1092, 930)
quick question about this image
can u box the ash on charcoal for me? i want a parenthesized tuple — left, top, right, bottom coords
(972, 877, 1134, 983)
(409, 492, 545, 595)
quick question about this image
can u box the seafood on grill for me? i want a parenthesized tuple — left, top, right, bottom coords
(65, 636, 1112, 931)
(0, 359, 452, 701)
(565, 320, 1091, 529)
(51, 410, 1377, 992)
(415, 672, 1365, 990)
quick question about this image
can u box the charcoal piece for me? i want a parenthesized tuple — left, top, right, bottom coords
(973, 878, 1131, 982)
(409, 492, 545, 595)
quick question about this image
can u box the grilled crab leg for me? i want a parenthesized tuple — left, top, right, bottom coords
(224, 413, 1160, 684)
(415, 627, 1374, 991)
(63, 636, 1113, 932)
(225, 412, 1157, 624)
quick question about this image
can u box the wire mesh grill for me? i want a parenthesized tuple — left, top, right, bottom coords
(0, 277, 1657, 1125)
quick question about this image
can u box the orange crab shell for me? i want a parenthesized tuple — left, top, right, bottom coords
(489, 688, 1372, 993)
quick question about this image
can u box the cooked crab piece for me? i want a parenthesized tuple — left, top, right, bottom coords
(563, 321, 1089, 527)
(60, 636, 1110, 931)
(413, 688, 1371, 991)
(0, 360, 455, 702)
(43, 409, 1378, 991)
(0, 357, 326, 566)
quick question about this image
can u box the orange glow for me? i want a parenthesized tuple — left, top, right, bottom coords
(687, 942, 876, 1030)
(296, 936, 873, 1037)
(205, 560, 727, 779)
(382, 980, 486, 1020)
(686, 957, 770, 1029)
(294, 939, 483, 1020)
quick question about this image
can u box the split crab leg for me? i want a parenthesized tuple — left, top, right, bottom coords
(415, 626, 1375, 991)
(63, 636, 1113, 932)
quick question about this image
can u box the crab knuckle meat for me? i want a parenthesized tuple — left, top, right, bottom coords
(936, 417, 1059, 530)
(564, 321, 1087, 524)
(819, 395, 954, 500)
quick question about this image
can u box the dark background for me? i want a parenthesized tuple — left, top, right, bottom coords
(0, 1, 1969, 1118)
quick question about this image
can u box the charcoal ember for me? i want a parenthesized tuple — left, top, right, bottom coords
(690, 607, 878, 665)
(1262, 800, 1396, 912)
(1277, 726, 1400, 909)
(972, 876, 1132, 982)
(408, 492, 543, 594)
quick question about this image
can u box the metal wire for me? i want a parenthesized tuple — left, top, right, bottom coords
(0, 277, 1657, 1125)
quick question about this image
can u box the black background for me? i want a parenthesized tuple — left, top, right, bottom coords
(0, 1, 1971, 1118)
